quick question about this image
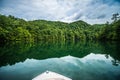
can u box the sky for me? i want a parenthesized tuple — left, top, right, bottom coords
(0, 0, 120, 24)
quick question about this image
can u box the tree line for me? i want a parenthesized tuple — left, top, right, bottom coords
(0, 13, 120, 42)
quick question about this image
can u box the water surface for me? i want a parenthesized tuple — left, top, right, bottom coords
(0, 41, 120, 80)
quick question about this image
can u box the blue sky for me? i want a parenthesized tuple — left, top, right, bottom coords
(0, 0, 120, 24)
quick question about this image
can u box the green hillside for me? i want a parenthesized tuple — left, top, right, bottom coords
(0, 14, 120, 42)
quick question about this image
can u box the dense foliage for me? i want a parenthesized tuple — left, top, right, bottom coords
(0, 14, 120, 42)
(0, 41, 120, 66)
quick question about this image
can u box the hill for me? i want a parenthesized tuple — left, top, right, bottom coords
(0, 14, 120, 42)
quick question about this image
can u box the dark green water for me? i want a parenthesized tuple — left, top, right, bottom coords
(0, 41, 120, 80)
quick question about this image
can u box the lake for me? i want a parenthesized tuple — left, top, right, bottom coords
(0, 41, 120, 80)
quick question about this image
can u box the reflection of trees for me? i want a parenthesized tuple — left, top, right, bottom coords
(105, 54, 109, 59)
(0, 41, 120, 67)
(104, 54, 120, 66)
(102, 41, 120, 66)
(112, 59, 119, 66)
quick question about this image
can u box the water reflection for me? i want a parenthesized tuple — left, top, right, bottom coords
(0, 41, 120, 67)
(0, 54, 120, 80)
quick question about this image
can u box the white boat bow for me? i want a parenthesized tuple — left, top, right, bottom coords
(32, 71, 72, 80)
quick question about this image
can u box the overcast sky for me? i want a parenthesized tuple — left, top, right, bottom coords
(0, 0, 120, 24)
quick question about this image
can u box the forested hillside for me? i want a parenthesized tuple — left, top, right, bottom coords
(0, 14, 120, 42)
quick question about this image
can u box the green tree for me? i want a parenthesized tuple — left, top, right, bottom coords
(111, 13, 120, 22)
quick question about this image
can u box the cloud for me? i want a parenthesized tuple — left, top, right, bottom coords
(0, 0, 120, 24)
(97, 14, 106, 19)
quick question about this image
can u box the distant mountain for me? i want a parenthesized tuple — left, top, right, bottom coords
(69, 20, 91, 28)
(0, 14, 120, 42)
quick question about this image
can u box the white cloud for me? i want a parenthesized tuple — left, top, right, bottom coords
(0, 0, 120, 24)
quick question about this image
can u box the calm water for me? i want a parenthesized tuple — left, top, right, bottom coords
(0, 41, 120, 80)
